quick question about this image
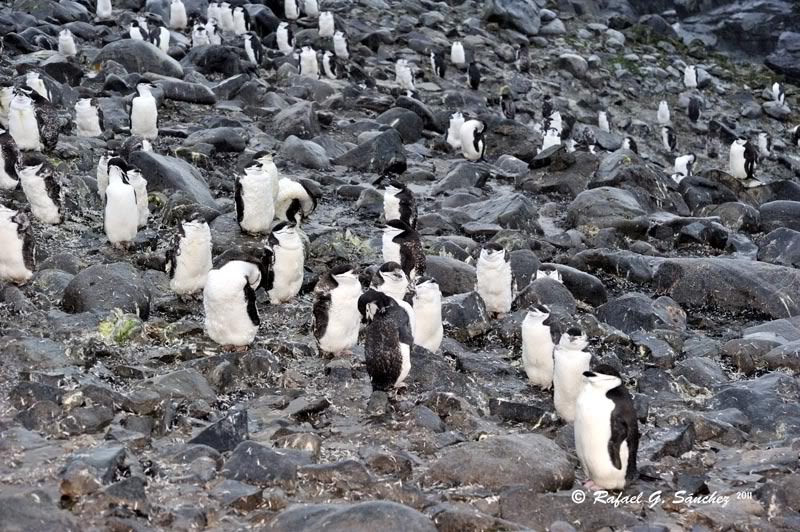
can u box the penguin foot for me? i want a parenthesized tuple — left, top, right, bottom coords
(222, 344, 249, 353)
(335, 350, 354, 357)
(583, 480, 603, 492)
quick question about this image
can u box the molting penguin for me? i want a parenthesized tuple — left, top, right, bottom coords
(313, 264, 363, 357)
(207, 2, 221, 21)
(459, 119, 486, 161)
(657, 100, 670, 125)
(516, 44, 529, 73)
(382, 180, 417, 229)
(104, 158, 138, 248)
(446, 112, 465, 150)
(276, 22, 294, 56)
(687, 96, 702, 124)
(165, 212, 212, 297)
(575, 364, 639, 491)
(58, 29, 77, 57)
(412, 276, 443, 353)
(275, 178, 316, 224)
(622, 137, 638, 154)
(18, 158, 62, 224)
(26, 72, 50, 101)
(395, 59, 414, 92)
(262, 221, 305, 303)
(130, 84, 158, 140)
(0, 207, 35, 285)
(322, 51, 338, 79)
(244, 33, 263, 65)
(318, 11, 334, 38)
(74, 98, 103, 138)
(476, 243, 514, 318)
(170, 0, 188, 30)
(382, 219, 426, 280)
(235, 164, 275, 234)
(0, 128, 20, 190)
(96, 152, 114, 200)
(467, 62, 480, 90)
(285, 0, 299, 20)
(253, 151, 280, 202)
(126, 166, 149, 228)
(358, 289, 413, 391)
(304, 0, 319, 17)
(370, 261, 416, 339)
(553, 327, 591, 423)
(206, 19, 222, 45)
(542, 95, 553, 122)
(0, 86, 14, 129)
(500, 86, 515, 120)
(192, 24, 210, 47)
(521, 304, 554, 389)
(8, 91, 40, 151)
(333, 31, 349, 59)
(661, 125, 676, 153)
(96, 0, 112, 20)
(299, 46, 319, 79)
(431, 50, 446, 78)
(598, 111, 610, 132)
(27, 90, 58, 152)
(219, 2, 235, 32)
(204, 258, 264, 351)
(683, 65, 697, 89)
(450, 41, 465, 67)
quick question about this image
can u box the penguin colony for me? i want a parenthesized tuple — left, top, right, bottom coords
(0, 0, 798, 505)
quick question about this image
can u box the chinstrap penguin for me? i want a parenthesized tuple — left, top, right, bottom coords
(358, 289, 413, 392)
(412, 276, 443, 354)
(459, 119, 486, 161)
(96, 0, 112, 20)
(277, 22, 294, 56)
(553, 327, 591, 423)
(673, 153, 696, 179)
(244, 33, 263, 65)
(661, 126, 676, 153)
(382, 180, 417, 229)
(446, 112, 465, 150)
(467, 62, 480, 90)
(104, 158, 138, 248)
(18, 158, 62, 224)
(622, 137, 638, 154)
(130, 84, 158, 140)
(598, 111, 610, 132)
(683, 65, 697, 89)
(204, 258, 264, 351)
(521, 304, 555, 389)
(657, 100, 670, 125)
(500, 86, 515, 120)
(313, 264, 363, 357)
(476, 243, 514, 318)
(382, 219, 426, 280)
(431, 50, 446, 78)
(285, 0, 299, 20)
(235, 163, 275, 234)
(0, 207, 35, 285)
(319, 12, 335, 38)
(687, 96, 701, 123)
(275, 177, 318, 224)
(165, 212, 213, 297)
(299, 46, 320, 79)
(450, 41, 465, 66)
(0, 128, 20, 190)
(126, 166, 149, 228)
(262, 221, 305, 304)
(322, 51, 338, 79)
(170, 0, 188, 30)
(58, 29, 78, 57)
(304, 0, 320, 17)
(74, 98, 103, 138)
(333, 31, 349, 59)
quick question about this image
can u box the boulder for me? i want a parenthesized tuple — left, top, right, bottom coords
(93, 39, 183, 78)
(442, 291, 491, 341)
(758, 228, 800, 268)
(129, 151, 217, 208)
(62, 263, 151, 319)
(184, 127, 247, 152)
(425, 256, 477, 296)
(154, 78, 216, 104)
(567, 187, 646, 228)
(273, 101, 321, 140)
(334, 129, 407, 174)
(375, 108, 424, 143)
(279, 135, 331, 170)
(766, 31, 800, 81)
(483, 0, 541, 36)
(759, 201, 800, 232)
(264, 501, 437, 532)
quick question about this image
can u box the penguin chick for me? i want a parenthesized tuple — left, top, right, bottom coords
(661, 126, 676, 153)
(18, 159, 62, 224)
(97, 0, 112, 20)
(553, 327, 591, 423)
(203, 258, 263, 351)
(446, 112, 465, 150)
(598, 111, 610, 132)
(318, 11, 335, 38)
(235, 164, 275, 234)
(382, 219, 426, 280)
(370, 261, 416, 339)
(165, 212, 213, 297)
(299, 46, 319, 79)
(333, 31, 348, 59)
(413, 276, 443, 353)
(431, 50, 446, 78)
(450, 41, 465, 66)
(383, 180, 417, 229)
(0, 207, 35, 285)
(459, 119, 486, 161)
(170, 0, 188, 30)
(684, 65, 697, 89)
(8, 91, 40, 151)
(312, 264, 363, 357)
(521, 304, 554, 389)
(74, 98, 103, 138)
(58, 29, 78, 57)
(322, 50, 338, 79)
(657, 100, 670, 125)
(262, 221, 305, 304)
(126, 167, 149, 228)
(304, 0, 319, 18)
(475, 242, 514, 318)
(575, 364, 639, 491)
(358, 289, 413, 392)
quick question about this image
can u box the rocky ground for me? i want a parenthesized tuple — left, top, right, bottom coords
(1, 0, 800, 530)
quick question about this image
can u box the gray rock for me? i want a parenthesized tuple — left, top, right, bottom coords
(449, 193, 540, 233)
(597, 293, 686, 333)
(432, 162, 493, 194)
(93, 39, 183, 78)
(129, 151, 217, 208)
(188, 408, 249, 452)
(759, 201, 800, 232)
(184, 127, 246, 152)
(483, 0, 541, 36)
(763, 101, 791, 120)
(766, 31, 800, 81)
(375, 107, 424, 143)
(758, 228, 800, 267)
(539, 18, 566, 36)
(674, 357, 729, 389)
(4, 337, 70, 370)
(442, 291, 491, 341)
(425, 256, 477, 296)
(427, 434, 573, 492)
(264, 501, 437, 532)
(222, 441, 311, 487)
(273, 101, 321, 140)
(181, 44, 248, 76)
(514, 278, 577, 314)
(763, 341, 800, 372)
(96, 97, 130, 133)
(567, 187, 646, 228)
(541, 263, 608, 306)
(334, 129, 407, 174)
(279, 135, 331, 170)
(154, 78, 216, 104)
(209, 212, 264, 255)
(0, 489, 79, 531)
(593, 151, 686, 214)
(210, 479, 263, 511)
(143, 368, 216, 403)
(556, 54, 588, 78)
(500, 490, 639, 530)
(62, 263, 151, 319)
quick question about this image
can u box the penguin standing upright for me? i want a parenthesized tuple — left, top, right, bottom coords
(128, 19, 149, 41)
(299, 47, 319, 79)
(0, 86, 14, 128)
(541, 128, 561, 152)
(28, 90, 58, 152)
(304, 0, 319, 17)
(253, 151, 280, 202)
(446, 112, 465, 150)
(219, 2, 235, 32)
(395, 59, 414, 92)
(96, 0, 112, 20)
(500, 86, 515, 120)
(152, 26, 171, 53)
(772, 82, 785, 106)
(58, 29, 78, 57)
(322, 51, 338, 79)
(382, 180, 417, 229)
(476, 243, 514, 318)
(661, 126, 676, 153)
(192, 24, 210, 47)
(244, 33, 263, 65)
(318, 11, 334, 38)
(516, 44, 529, 73)
(333, 31, 349, 59)
(8, 91, 40, 151)
(575, 365, 639, 491)
(96, 152, 114, 200)
(74, 98, 103, 138)
(758, 132, 772, 159)
(413, 276, 443, 354)
(204, 258, 264, 351)
(684, 65, 697, 89)
(431, 50, 446, 78)
(370, 261, 416, 341)
(232, 6, 249, 34)
(688, 96, 702, 124)
(104, 158, 138, 247)
(459, 119, 486, 161)
(743, 139, 758, 181)
(598, 111, 610, 132)
(553, 327, 591, 422)
(0, 129, 20, 190)
(18, 159, 62, 224)
(674, 153, 696, 179)
(313, 264, 363, 357)
(130, 84, 158, 140)
(622, 137, 638, 154)
(275, 177, 317, 224)
(358, 290, 413, 392)
(26, 73, 50, 101)
(170, 0, 188, 30)
(207, 2, 221, 21)
(262, 221, 305, 304)
(657, 100, 670, 125)
(165, 212, 213, 297)
(542, 95, 553, 122)
(467, 62, 480, 90)
(791, 125, 800, 148)
(126, 166, 149, 228)
(235, 164, 274, 234)
(285, 0, 299, 20)
(276, 22, 294, 56)
(450, 41, 465, 67)
(206, 19, 222, 45)
(382, 219, 426, 280)
(0, 207, 35, 285)
(521, 304, 555, 388)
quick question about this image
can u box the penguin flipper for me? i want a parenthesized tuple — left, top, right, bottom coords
(312, 293, 331, 341)
(234, 176, 244, 225)
(607, 413, 627, 471)
(244, 282, 260, 326)
(262, 246, 275, 293)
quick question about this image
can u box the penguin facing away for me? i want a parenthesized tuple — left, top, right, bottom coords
(165, 212, 213, 297)
(0, 207, 35, 285)
(688, 96, 701, 123)
(313, 264, 363, 357)
(358, 289, 413, 392)
(58, 29, 77, 57)
(0, 128, 20, 190)
(475, 242, 514, 318)
(382, 219, 426, 280)
(170, 0, 188, 30)
(574, 364, 639, 491)
(18, 158, 62, 224)
(130, 84, 158, 140)
(553, 327, 592, 423)
(446, 112, 465, 150)
(521, 304, 554, 389)
(262, 221, 305, 304)
(683, 65, 697, 89)
(204, 258, 264, 351)
(758, 132, 771, 159)
(657, 100, 670, 125)
(412, 276, 443, 354)
(97, 0, 112, 20)
(235, 164, 275, 234)
(319, 12, 335, 38)
(74, 98, 103, 138)
(450, 41, 465, 66)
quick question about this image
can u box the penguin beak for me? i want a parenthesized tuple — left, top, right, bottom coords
(583, 371, 596, 378)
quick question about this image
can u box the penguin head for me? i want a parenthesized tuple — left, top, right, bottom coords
(107, 157, 130, 174)
(414, 276, 439, 295)
(561, 327, 588, 350)
(500, 85, 511, 99)
(330, 264, 358, 286)
(182, 212, 207, 230)
(375, 261, 407, 286)
(525, 303, 550, 321)
(358, 289, 395, 321)
(270, 220, 298, 244)
(480, 242, 507, 262)
(535, 266, 562, 283)
(582, 364, 623, 391)
(16, 162, 44, 180)
(384, 180, 406, 196)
